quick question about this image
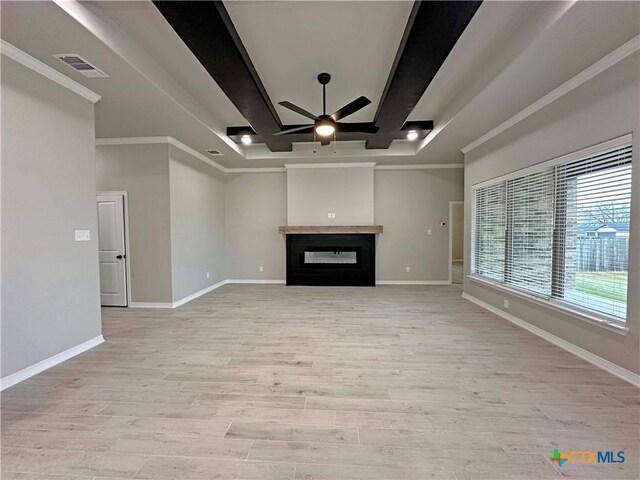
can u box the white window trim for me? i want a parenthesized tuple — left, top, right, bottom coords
(472, 133, 632, 190)
(470, 133, 633, 333)
(468, 274, 629, 335)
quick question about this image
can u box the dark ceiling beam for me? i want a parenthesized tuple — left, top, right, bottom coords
(366, 1, 482, 150)
(153, 1, 292, 152)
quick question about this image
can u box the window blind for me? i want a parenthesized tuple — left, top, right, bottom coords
(553, 144, 632, 319)
(472, 182, 506, 282)
(471, 140, 632, 322)
(505, 169, 555, 296)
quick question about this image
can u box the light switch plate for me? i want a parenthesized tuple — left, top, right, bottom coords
(427, 229, 432, 235)
(75, 230, 90, 241)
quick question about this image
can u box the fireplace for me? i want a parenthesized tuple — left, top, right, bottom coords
(285, 233, 376, 286)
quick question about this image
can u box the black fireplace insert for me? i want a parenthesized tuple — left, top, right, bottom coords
(285, 234, 375, 286)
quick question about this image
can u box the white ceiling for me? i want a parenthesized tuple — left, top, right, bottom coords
(1, 1, 638, 169)
(225, 1, 413, 124)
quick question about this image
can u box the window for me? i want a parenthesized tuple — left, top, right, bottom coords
(505, 169, 555, 295)
(472, 182, 506, 282)
(471, 138, 632, 322)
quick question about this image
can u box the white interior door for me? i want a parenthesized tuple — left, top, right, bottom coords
(97, 194, 127, 306)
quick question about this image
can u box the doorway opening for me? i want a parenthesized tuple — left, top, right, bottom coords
(449, 201, 464, 285)
(97, 192, 131, 306)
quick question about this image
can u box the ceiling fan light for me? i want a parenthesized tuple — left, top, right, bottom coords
(406, 130, 419, 141)
(315, 121, 335, 137)
(241, 135, 252, 145)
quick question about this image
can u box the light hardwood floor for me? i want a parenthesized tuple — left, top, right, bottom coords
(1, 285, 638, 479)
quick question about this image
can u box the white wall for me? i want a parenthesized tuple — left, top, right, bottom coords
(169, 146, 226, 300)
(1, 57, 102, 378)
(225, 172, 287, 280)
(463, 54, 639, 373)
(286, 165, 374, 225)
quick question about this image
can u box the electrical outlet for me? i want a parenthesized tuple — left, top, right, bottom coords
(206, 272, 210, 279)
(259, 266, 264, 272)
(75, 230, 90, 241)
(405, 266, 411, 273)
(503, 299, 509, 309)
(427, 229, 432, 235)
(328, 212, 332, 218)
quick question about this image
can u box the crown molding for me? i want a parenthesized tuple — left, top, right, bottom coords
(95, 138, 465, 173)
(285, 162, 377, 169)
(374, 163, 464, 170)
(95, 136, 226, 172)
(226, 168, 286, 173)
(462, 34, 640, 154)
(1, 40, 101, 104)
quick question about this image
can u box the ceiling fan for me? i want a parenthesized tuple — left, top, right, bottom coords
(273, 73, 378, 146)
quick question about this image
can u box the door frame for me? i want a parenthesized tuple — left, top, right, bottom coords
(97, 191, 131, 307)
(448, 200, 464, 284)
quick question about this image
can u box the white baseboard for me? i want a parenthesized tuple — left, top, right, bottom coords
(226, 279, 286, 284)
(461, 292, 640, 387)
(0, 335, 105, 391)
(376, 280, 450, 285)
(130, 280, 228, 309)
(129, 302, 174, 308)
(172, 280, 227, 308)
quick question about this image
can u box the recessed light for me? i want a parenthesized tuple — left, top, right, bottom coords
(406, 130, 419, 141)
(241, 135, 252, 145)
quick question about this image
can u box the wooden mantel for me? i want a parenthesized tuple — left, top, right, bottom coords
(278, 225, 383, 234)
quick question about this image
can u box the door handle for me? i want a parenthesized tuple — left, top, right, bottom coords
(116, 255, 125, 259)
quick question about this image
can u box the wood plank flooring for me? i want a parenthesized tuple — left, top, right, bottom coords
(2, 285, 638, 479)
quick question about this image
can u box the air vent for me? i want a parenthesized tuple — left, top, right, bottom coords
(53, 54, 109, 78)
(206, 149, 222, 156)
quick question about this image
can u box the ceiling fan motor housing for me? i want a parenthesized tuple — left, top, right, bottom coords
(317, 73, 331, 85)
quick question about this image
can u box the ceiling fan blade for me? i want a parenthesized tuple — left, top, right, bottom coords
(278, 101, 318, 121)
(272, 125, 314, 136)
(330, 96, 371, 121)
(320, 136, 331, 146)
(336, 122, 379, 134)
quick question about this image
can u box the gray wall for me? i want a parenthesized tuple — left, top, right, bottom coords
(96, 143, 173, 303)
(287, 166, 374, 225)
(452, 203, 464, 261)
(1, 57, 102, 378)
(464, 54, 639, 373)
(223, 168, 464, 282)
(375, 169, 464, 281)
(225, 173, 287, 280)
(169, 146, 226, 300)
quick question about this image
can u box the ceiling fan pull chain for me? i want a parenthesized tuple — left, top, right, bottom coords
(313, 130, 317, 154)
(333, 130, 337, 154)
